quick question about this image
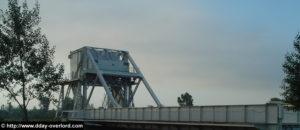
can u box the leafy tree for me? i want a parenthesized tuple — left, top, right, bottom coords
(270, 97, 282, 102)
(0, 103, 56, 121)
(39, 97, 50, 112)
(0, 103, 23, 121)
(281, 33, 300, 110)
(0, 0, 64, 121)
(62, 97, 74, 110)
(7, 102, 12, 112)
(0, 104, 4, 110)
(177, 92, 194, 107)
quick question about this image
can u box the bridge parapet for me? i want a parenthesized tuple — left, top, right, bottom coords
(62, 103, 300, 130)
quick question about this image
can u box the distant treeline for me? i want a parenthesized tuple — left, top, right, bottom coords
(0, 103, 55, 121)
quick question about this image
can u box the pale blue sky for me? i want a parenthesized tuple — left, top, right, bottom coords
(1, 0, 300, 108)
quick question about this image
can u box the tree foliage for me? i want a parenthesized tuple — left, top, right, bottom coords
(270, 97, 282, 102)
(0, 0, 64, 121)
(177, 92, 194, 107)
(282, 33, 300, 110)
(39, 97, 50, 112)
(62, 97, 74, 110)
(0, 104, 56, 121)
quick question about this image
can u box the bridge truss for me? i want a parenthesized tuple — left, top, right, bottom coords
(56, 46, 162, 118)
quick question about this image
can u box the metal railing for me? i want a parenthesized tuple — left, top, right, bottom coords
(62, 104, 300, 128)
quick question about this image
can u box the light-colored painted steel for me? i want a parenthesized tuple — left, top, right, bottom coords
(56, 46, 164, 118)
(67, 46, 163, 108)
(128, 55, 163, 107)
(86, 47, 121, 108)
(63, 103, 300, 130)
(55, 85, 64, 118)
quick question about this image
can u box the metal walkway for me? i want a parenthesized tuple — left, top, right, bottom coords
(62, 103, 300, 130)
(57, 47, 300, 130)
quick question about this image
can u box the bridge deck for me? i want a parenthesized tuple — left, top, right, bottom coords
(62, 104, 300, 130)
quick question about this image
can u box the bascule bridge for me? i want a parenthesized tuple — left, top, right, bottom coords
(55, 46, 300, 130)
(56, 46, 162, 116)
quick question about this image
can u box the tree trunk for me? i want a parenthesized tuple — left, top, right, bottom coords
(22, 84, 28, 121)
(20, 54, 28, 121)
(23, 106, 28, 121)
(21, 68, 28, 121)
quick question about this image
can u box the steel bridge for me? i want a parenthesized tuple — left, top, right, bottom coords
(61, 104, 300, 130)
(56, 46, 300, 130)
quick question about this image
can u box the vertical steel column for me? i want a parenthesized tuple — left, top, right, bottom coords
(72, 82, 81, 118)
(86, 48, 121, 108)
(126, 86, 129, 106)
(61, 85, 65, 106)
(73, 82, 82, 111)
(55, 85, 65, 118)
(83, 82, 87, 110)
